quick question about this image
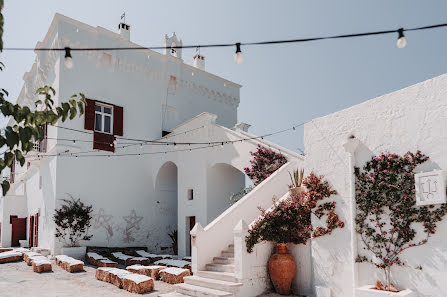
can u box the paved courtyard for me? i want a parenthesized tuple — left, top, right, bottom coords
(0, 260, 304, 297)
(0, 260, 174, 297)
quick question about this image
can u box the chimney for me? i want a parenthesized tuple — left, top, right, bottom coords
(118, 22, 130, 41)
(193, 54, 205, 70)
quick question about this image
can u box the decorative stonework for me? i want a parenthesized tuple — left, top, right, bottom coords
(415, 170, 447, 206)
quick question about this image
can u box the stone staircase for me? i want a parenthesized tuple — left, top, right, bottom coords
(160, 244, 243, 297)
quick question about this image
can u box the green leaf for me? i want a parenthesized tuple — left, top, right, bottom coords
(62, 102, 70, 113)
(35, 99, 42, 106)
(69, 99, 77, 108)
(2, 181, 10, 196)
(69, 107, 77, 120)
(15, 150, 25, 167)
(1, 88, 8, 96)
(77, 101, 84, 115)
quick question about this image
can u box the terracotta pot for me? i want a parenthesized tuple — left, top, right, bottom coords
(289, 186, 304, 197)
(269, 243, 297, 295)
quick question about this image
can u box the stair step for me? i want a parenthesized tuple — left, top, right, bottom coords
(206, 263, 235, 273)
(221, 251, 234, 257)
(175, 283, 233, 297)
(159, 293, 189, 297)
(213, 256, 234, 264)
(184, 276, 242, 292)
(196, 271, 238, 283)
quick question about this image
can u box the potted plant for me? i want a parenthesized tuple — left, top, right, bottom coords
(53, 195, 93, 260)
(246, 173, 344, 295)
(288, 168, 305, 197)
(355, 151, 447, 296)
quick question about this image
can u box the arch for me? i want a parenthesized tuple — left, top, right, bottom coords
(207, 163, 247, 224)
(154, 161, 178, 254)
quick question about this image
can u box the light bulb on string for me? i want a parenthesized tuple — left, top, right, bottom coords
(396, 28, 407, 49)
(234, 43, 243, 64)
(64, 47, 73, 69)
(293, 126, 296, 131)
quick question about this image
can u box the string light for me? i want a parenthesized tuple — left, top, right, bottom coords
(64, 47, 73, 69)
(234, 43, 243, 64)
(397, 28, 407, 48)
(3, 22, 446, 65)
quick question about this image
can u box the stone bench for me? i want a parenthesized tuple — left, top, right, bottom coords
(55, 255, 84, 273)
(127, 265, 166, 280)
(135, 250, 172, 263)
(154, 259, 191, 270)
(128, 257, 150, 266)
(159, 267, 191, 284)
(122, 273, 154, 294)
(111, 252, 133, 265)
(31, 257, 52, 273)
(23, 252, 40, 264)
(95, 267, 154, 294)
(86, 252, 118, 267)
(0, 251, 24, 264)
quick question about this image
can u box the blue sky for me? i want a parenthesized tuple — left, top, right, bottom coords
(1, 0, 446, 153)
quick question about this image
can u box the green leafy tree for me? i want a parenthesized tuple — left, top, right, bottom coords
(0, 2, 86, 195)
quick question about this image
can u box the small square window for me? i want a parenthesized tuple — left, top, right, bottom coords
(94, 103, 113, 134)
(187, 189, 194, 201)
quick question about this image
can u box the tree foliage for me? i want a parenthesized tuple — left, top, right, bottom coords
(355, 151, 447, 290)
(53, 194, 93, 247)
(0, 3, 86, 195)
(246, 173, 344, 253)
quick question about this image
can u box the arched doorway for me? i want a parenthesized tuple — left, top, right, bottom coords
(154, 161, 178, 254)
(207, 163, 246, 224)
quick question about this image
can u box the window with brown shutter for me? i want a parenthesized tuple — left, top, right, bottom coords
(84, 99, 123, 152)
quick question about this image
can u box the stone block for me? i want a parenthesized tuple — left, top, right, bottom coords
(159, 267, 191, 284)
(127, 265, 166, 279)
(122, 274, 154, 294)
(0, 251, 23, 264)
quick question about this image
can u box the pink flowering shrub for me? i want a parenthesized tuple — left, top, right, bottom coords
(246, 173, 344, 253)
(355, 151, 447, 290)
(244, 145, 287, 186)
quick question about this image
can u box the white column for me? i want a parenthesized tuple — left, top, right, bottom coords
(343, 137, 361, 297)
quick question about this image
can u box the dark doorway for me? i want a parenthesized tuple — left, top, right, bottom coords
(11, 217, 26, 247)
(188, 216, 196, 256)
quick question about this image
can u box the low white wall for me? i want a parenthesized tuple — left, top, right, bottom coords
(302, 73, 447, 297)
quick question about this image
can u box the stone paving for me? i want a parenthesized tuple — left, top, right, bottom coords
(0, 260, 174, 296)
(0, 260, 305, 297)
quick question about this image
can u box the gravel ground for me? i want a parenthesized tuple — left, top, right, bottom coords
(0, 260, 175, 297)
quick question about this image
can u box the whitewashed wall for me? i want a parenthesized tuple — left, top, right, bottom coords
(300, 73, 447, 297)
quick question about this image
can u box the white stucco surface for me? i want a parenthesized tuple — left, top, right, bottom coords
(300, 73, 447, 297)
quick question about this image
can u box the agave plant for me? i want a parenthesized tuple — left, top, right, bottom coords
(288, 168, 305, 189)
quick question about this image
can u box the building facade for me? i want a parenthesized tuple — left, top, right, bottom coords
(0, 13, 254, 257)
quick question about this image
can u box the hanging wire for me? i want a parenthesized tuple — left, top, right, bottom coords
(2, 22, 446, 53)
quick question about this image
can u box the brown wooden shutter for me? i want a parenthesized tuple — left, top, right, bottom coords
(93, 132, 115, 152)
(113, 105, 123, 136)
(29, 216, 34, 248)
(34, 213, 39, 247)
(84, 99, 96, 131)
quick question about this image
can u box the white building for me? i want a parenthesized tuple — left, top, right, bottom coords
(2, 12, 447, 297)
(0, 13, 295, 257)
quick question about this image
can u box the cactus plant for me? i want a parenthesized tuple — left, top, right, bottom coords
(288, 168, 305, 189)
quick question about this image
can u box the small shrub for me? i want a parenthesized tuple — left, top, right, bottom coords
(244, 145, 287, 186)
(53, 194, 93, 247)
(246, 173, 344, 253)
(230, 186, 254, 205)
